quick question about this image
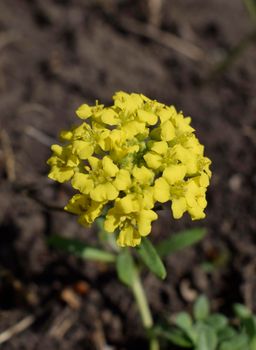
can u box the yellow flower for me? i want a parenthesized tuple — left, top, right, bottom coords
(172, 178, 208, 220)
(132, 166, 154, 185)
(71, 122, 110, 153)
(48, 91, 211, 247)
(65, 194, 105, 226)
(114, 91, 144, 114)
(47, 144, 80, 182)
(71, 156, 122, 202)
(104, 194, 158, 247)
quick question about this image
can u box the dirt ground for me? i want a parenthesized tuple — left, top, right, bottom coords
(0, 0, 256, 349)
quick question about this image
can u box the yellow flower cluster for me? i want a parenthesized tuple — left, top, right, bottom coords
(47, 92, 211, 247)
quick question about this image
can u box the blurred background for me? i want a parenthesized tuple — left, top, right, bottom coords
(0, 0, 256, 349)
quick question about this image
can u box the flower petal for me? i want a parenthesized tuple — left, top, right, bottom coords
(100, 109, 119, 125)
(171, 198, 187, 219)
(73, 140, 94, 159)
(76, 104, 92, 119)
(90, 183, 119, 202)
(113, 169, 131, 191)
(144, 152, 162, 170)
(163, 164, 186, 185)
(137, 109, 158, 125)
(154, 177, 170, 203)
(150, 141, 168, 154)
(79, 201, 104, 225)
(102, 156, 119, 177)
(161, 120, 175, 141)
(104, 208, 120, 232)
(64, 194, 87, 214)
(132, 166, 154, 185)
(116, 195, 138, 214)
(48, 166, 74, 182)
(137, 210, 158, 236)
(88, 156, 100, 170)
(117, 226, 141, 247)
(71, 173, 94, 194)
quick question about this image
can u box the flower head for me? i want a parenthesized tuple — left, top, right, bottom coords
(48, 92, 211, 247)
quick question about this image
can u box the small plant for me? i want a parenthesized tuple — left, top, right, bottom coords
(47, 91, 212, 349)
(154, 295, 256, 350)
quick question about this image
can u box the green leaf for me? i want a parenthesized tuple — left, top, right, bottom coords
(116, 249, 136, 286)
(233, 304, 256, 338)
(243, 317, 256, 338)
(175, 312, 193, 331)
(175, 313, 198, 344)
(219, 334, 250, 350)
(206, 314, 228, 331)
(193, 295, 210, 321)
(137, 238, 166, 279)
(250, 336, 256, 350)
(47, 235, 116, 262)
(196, 325, 218, 350)
(155, 327, 193, 348)
(156, 228, 206, 258)
(234, 304, 252, 319)
(218, 326, 237, 342)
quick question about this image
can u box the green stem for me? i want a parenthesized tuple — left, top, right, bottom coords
(131, 267, 160, 350)
(131, 270, 153, 328)
(150, 339, 160, 350)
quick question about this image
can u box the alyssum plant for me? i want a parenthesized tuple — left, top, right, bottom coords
(157, 295, 256, 350)
(47, 91, 211, 349)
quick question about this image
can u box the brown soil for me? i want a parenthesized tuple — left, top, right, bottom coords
(0, 0, 256, 349)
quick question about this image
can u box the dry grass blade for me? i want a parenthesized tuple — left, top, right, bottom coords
(25, 126, 55, 147)
(49, 307, 77, 339)
(0, 315, 35, 345)
(119, 16, 209, 63)
(92, 320, 111, 350)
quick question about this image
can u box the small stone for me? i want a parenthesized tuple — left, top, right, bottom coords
(229, 174, 242, 192)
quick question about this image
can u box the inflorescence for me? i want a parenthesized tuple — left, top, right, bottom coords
(47, 92, 211, 247)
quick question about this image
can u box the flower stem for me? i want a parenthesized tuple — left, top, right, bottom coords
(131, 266, 160, 350)
(131, 271, 153, 329)
(149, 338, 160, 350)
